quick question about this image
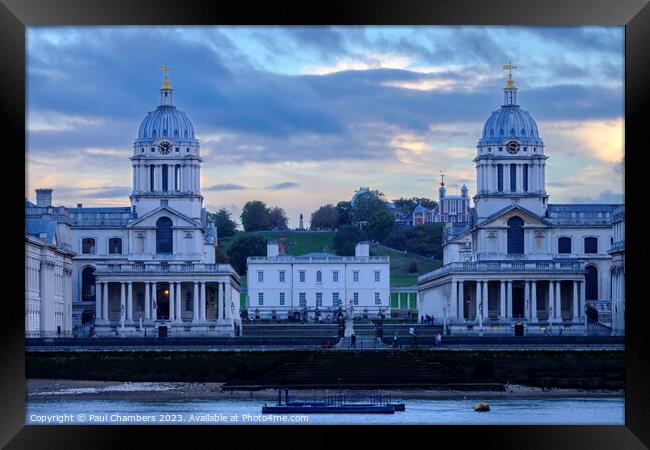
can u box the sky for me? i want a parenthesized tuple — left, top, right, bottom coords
(26, 26, 624, 228)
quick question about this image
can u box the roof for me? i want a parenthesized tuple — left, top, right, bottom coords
(478, 204, 555, 227)
(413, 204, 431, 213)
(25, 218, 57, 244)
(546, 204, 619, 226)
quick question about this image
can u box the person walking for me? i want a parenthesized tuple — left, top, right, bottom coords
(351, 333, 357, 348)
(435, 333, 442, 348)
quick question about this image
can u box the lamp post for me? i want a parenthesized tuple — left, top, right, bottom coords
(478, 302, 483, 336)
(230, 301, 234, 319)
(443, 306, 447, 335)
(120, 304, 125, 329)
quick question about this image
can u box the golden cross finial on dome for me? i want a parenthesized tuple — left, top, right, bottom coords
(160, 64, 172, 89)
(440, 172, 446, 186)
(502, 62, 517, 89)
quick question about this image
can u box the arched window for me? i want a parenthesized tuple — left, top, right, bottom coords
(507, 216, 524, 254)
(584, 237, 598, 254)
(316, 271, 322, 283)
(156, 217, 173, 254)
(81, 266, 96, 301)
(162, 164, 168, 192)
(497, 164, 503, 192)
(586, 265, 598, 300)
(149, 166, 155, 192)
(558, 237, 572, 254)
(82, 238, 96, 254)
(108, 238, 122, 254)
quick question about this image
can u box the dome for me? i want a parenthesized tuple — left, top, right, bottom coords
(137, 106, 196, 142)
(479, 105, 542, 145)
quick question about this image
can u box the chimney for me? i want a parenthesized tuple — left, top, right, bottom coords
(267, 241, 279, 258)
(355, 242, 370, 257)
(77, 203, 83, 208)
(35, 188, 53, 207)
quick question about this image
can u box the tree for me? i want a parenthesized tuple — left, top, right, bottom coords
(350, 189, 388, 224)
(269, 206, 289, 230)
(207, 208, 237, 238)
(384, 222, 443, 259)
(413, 197, 437, 210)
(227, 235, 268, 275)
(310, 204, 339, 229)
(240, 200, 271, 232)
(392, 197, 437, 214)
(332, 224, 365, 256)
(335, 201, 352, 226)
(215, 244, 230, 263)
(367, 209, 396, 242)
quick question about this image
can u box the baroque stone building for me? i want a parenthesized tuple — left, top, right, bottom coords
(417, 66, 623, 336)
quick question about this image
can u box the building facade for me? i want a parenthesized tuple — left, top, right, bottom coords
(432, 181, 471, 224)
(26, 71, 242, 337)
(609, 204, 625, 335)
(247, 242, 390, 320)
(417, 67, 622, 336)
(25, 191, 75, 337)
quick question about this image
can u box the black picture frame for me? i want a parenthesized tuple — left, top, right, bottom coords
(2, 0, 648, 447)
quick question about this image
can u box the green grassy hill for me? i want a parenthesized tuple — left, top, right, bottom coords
(220, 231, 441, 288)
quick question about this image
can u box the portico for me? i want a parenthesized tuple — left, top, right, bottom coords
(418, 260, 587, 335)
(93, 262, 241, 336)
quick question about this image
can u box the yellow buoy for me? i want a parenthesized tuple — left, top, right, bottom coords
(474, 402, 490, 412)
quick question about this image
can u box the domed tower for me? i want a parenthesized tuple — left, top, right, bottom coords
(130, 66, 203, 220)
(473, 64, 548, 220)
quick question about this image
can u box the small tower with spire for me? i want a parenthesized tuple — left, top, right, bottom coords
(438, 173, 447, 199)
(502, 62, 518, 106)
(159, 64, 174, 107)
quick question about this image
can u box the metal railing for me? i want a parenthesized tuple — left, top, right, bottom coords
(418, 260, 585, 283)
(96, 263, 236, 274)
(248, 256, 390, 264)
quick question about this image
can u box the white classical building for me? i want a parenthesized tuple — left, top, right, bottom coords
(25, 191, 75, 337)
(247, 242, 390, 320)
(417, 67, 623, 336)
(26, 70, 242, 337)
(609, 205, 625, 335)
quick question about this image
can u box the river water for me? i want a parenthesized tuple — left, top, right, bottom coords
(26, 396, 624, 425)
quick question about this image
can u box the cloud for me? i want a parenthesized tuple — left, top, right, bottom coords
(568, 190, 624, 204)
(266, 182, 301, 191)
(204, 183, 249, 191)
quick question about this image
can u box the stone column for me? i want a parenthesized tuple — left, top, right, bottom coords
(127, 282, 133, 321)
(524, 281, 530, 319)
(517, 164, 523, 192)
(103, 282, 109, 321)
(451, 280, 458, 321)
(458, 281, 464, 320)
(120, 282, 126, 327)
(504, 164, 511, 192)
(482, 280, 489, 319)
(193, 282, 200, 323)
(169, 282, 175, 321)
(580, 280, 586, 320)
(151, 282, 157, 320)
(176, 282, 182, 322)
(531, 281, 537, 322)
(555, 281, 562, 321)
(573, 280, 579, 321)
(200, 282, 206, 321)
(500, 280, 506, 319)
(144, 282, 151, 320)
(548, 281, 555, 322)
(507, 280, 513, 318)
(95, 281, 102, 321)
(475, 280, 481, 321)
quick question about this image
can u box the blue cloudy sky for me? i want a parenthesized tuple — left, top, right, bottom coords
(26, 26, 624, 227)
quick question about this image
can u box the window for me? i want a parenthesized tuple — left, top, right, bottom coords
(374, 292, 381, 305)
(510, 164, 517, 192)
(332, 292, 340, 307)
(175, 147, 179, 152)
(353, 292, 359, 306)
(497, 164, 503, 192)
(81, 266, 96, 301)
(108, 238, 122, 254)
(316, 271, 322, 282)
(279, 270, 285, 283)
(149, 166, 155, 191)
(257, 271, 264, 283)
(374, 271, 380, 282)
(584, 237, 598, 254)
(586, 265, 598, 300)
(82, 238, 96, 254)
(316, 293, 323, 307)
(523, 165, 528, 192)
(332, 271, 339, 282)
(558, 237, 572, 254)
(186, 291, 192, 310)
(162, 164, 169, 191)
(258, 292, 264, 306)
(137, 292, 144, 311)
(507, 216, 524, 254)
(299, 271, 305, 283)
(353, 271, 359, 282)
(279, 292, 285, 306)
(299, 293, 306, 307)
(156, 217, 173, 254)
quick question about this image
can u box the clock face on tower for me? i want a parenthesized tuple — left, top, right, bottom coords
(506, 140, 520, 154)
(158, 140, 172, 155)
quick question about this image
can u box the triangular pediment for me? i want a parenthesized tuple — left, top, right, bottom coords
(478, 205, 553, 228)
(127, 205, 200, 229)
